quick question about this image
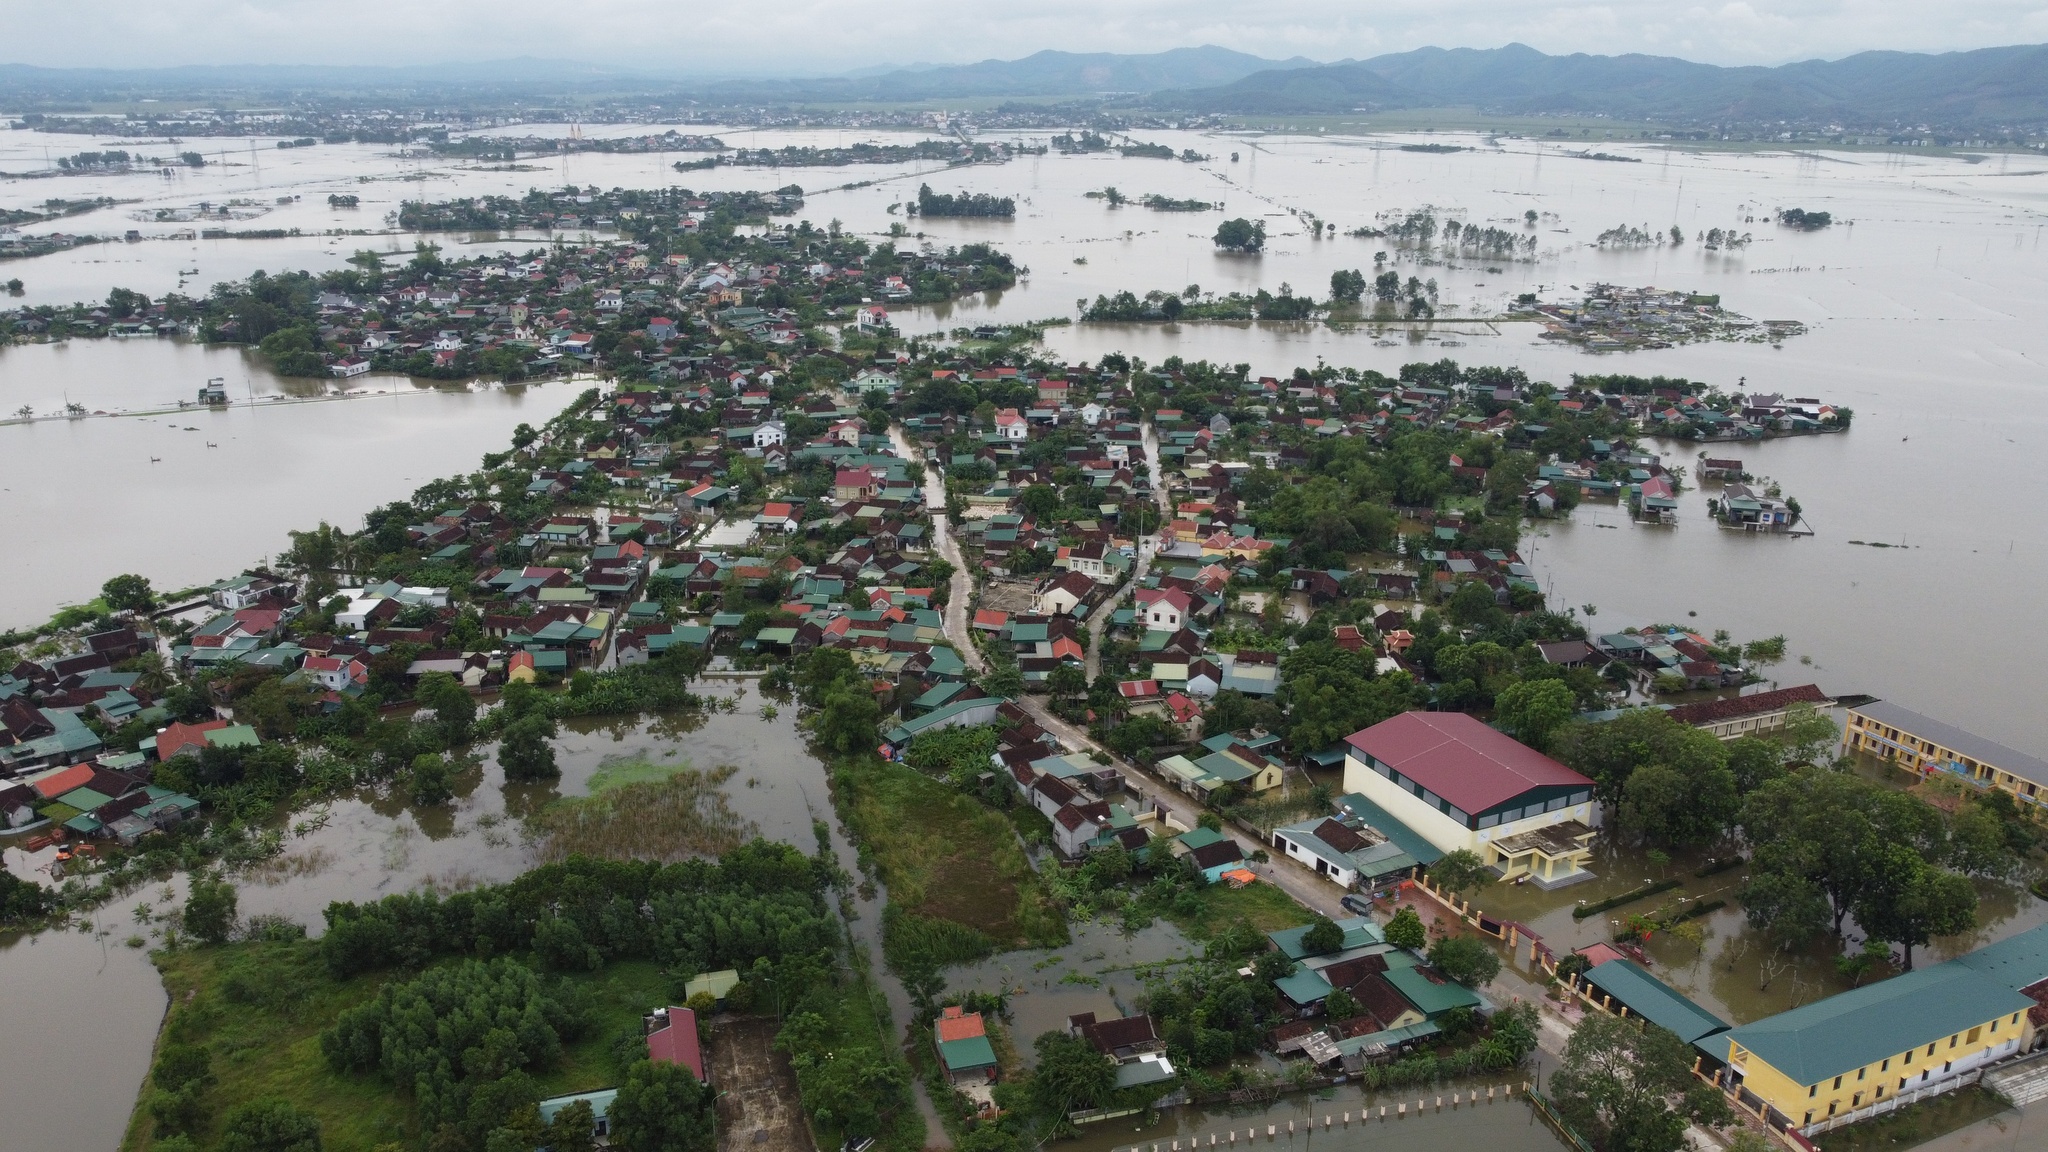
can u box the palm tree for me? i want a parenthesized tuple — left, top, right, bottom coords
(127, 651, 174, 696)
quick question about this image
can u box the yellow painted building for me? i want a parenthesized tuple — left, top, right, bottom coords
(1842, 700, 2048, 805)
(1714, 925, 2048, 1133)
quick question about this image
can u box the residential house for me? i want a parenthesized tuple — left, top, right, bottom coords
(935, 1006, 998, 1085)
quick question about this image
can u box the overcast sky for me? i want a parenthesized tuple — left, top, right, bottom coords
(10, 0, 2048, 73)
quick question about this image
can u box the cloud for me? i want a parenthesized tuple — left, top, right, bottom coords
(8, 0, 2047, 72)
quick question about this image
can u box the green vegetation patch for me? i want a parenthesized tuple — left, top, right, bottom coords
(836, 756, 1065, 949)
(584, 752, 696, 793)
(1164, 879, 1312, 939)
(530, 765, 756, 863)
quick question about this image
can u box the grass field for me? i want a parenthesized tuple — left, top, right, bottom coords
(1166, 879, 1314, 940)
(835, 757, 1066, 950)
(121, 943, 671, 1152)
(584, 751, 697, 793)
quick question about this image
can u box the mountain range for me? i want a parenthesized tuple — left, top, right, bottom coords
(1151, 42, 2048, 128)
(2, 42, 2043, 129)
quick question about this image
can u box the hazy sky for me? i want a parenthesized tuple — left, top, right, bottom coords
(11, 0, 2048, 72)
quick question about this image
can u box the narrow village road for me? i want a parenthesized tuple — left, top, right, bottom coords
(889, 424, 984, 674)
(883, 422, 1599, 1094)
(1081, 420, 1176, 681)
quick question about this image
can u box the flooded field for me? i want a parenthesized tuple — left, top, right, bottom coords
(0, 687, 915, 1152)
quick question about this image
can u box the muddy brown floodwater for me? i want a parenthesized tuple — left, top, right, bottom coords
(0, 686, 948, 1152)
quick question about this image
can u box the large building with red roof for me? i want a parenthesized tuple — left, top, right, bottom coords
(1342, 711, 1600, 888)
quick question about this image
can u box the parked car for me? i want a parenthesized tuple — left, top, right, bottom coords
(1341, 894, 1374, 916)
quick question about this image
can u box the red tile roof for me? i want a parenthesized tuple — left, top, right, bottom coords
(1665, 684, 1830, 726)
(936, 1005, 986, 1042)
(1344, 711, 1591, 815)
(155, 719, 229, 762)
(30, 762, 95, 800)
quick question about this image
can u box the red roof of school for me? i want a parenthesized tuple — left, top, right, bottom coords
(1344, 711, 1591, 814)
(646, 1006, 705, 1081)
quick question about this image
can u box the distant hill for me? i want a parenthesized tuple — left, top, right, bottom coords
(0, 47, 1315, 102)
(1153, 42, 2048, 128)
(696, 46, 1319, 102)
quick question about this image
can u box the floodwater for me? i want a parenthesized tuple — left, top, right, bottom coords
(8, 123, 2046, 742)
(0, 686, 941, 1152)
(6, 121, 2048, 1146)
(0, 339, 579, 627)
(1059, 1079, 1566, 1152)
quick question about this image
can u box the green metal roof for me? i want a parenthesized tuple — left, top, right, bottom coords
(55, 787, 115, 812)
(1333, 792, 1444, 868)
(1275, 965, 1335, 1005)
(1269, 917, 1384, 960)
(1383, 966, 1484, 1017)
(1719, 960, 2032, 1087)
(938, 1034, 997, 1072)
(1583, 959, 1729, 1046)
(1952, 923, 2048, 992)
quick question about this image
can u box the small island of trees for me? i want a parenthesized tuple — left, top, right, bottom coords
(910, 184, 1016, 218)
(1213, 217, 1266, 252)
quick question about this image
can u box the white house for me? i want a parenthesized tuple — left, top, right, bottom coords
(751, 420, 786, 449)
(994, 408, 1028, 441)
(1134, 587, 1191, 632)
(330, 356, 371, 378)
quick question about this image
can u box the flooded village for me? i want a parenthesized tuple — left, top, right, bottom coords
(2, 74, 2048, 1152)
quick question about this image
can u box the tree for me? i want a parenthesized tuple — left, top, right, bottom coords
(1046, 664, 1087, 703)
(1550, 1015, 1731, 1152)
(1428, 849, 1493, 899)
(1323, 987, 1360, 1018)
(1740, 867, 1831, 954)
(1328, 268, 1366, 304)
(1029, 1031, 1116, 1115)
(498, 714, 561, 783)
(217, 1098, 323, 1152)
(607, 1058, 717, 1152)
(1384, 906, 1427, 950)
(1427, 935, 1501, 987)
(1853, 845, 1978, 970)
(813, 678, 882, 757)
(101, 572, 155, 614)
(184, 878, 238, 945)
(1213, 218, 1266, 253)
(416, 672, 476, 747)
(410, 753, 454, 805)
(1300, 915, 1344, 955)
(1494, 678, 1575, 749)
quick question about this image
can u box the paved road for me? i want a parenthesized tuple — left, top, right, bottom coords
(890, 424, 986, 676)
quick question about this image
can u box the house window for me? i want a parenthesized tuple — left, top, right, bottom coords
(1808, 1086, 1817, 1098)
(1833, 1077, 1843, 1090)
(1447, 805, 1468, 825)
(1857, 1069, 1865, 1081)
(1478, 814, 1499, 829)
(1881, 1059, 1889, 1072)
(1548, 796, 1569, 812)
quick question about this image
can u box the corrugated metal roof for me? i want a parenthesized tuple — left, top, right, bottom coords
(1344, 712, 1591, 815)
(1583, 959, 1730, 1045)
(1850, 700, 2048, 787)
(1720, 960, 2031, 1087)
